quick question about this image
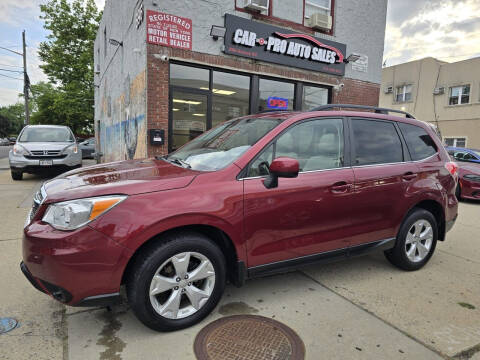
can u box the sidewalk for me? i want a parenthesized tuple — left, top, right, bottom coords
(0, 168, 64, 360)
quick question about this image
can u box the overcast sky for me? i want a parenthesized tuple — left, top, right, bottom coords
(0, 0, 479, 106)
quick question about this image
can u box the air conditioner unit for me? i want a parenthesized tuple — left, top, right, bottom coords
(309, 13, 332, 30)
(384, 86, 393, 94)
(433, 87, 445, 95)
(241, 0, 269, 12)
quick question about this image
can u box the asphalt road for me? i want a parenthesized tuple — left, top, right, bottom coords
(0, 165, 478, 360)
(0, 145, 12, 159)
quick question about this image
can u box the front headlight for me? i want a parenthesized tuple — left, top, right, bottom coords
(42, 195, 127, 231)
(63, 143, 78, 154)
(13, 144, 29, 156)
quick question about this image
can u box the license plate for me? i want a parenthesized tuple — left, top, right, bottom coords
(39, 160, 53, 166)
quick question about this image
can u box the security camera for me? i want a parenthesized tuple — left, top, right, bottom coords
(334, 83, 345, 91)
(153, 54, 169, 62)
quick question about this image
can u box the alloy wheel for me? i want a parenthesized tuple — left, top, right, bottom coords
(149, 252, 216, 319)
(405, 219, 433, 262)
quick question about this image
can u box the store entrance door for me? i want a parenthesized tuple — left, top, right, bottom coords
(169, 89, 211, 152)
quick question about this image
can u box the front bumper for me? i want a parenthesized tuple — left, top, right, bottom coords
(460, 178, 480, 200)
(9, 151, 82, 171)
(22, 221, 132, 306)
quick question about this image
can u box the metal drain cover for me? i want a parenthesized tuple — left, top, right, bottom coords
(194, 315, 305, 360)
(0, 318, 18, 334)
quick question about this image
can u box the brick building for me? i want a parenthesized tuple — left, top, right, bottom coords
(94, 0, 388, 161)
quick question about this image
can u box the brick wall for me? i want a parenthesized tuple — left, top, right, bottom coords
(146, 45, 380, 156)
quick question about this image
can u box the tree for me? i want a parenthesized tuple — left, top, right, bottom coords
(0, 103, 25, 137)
(37, 0, 101, 135)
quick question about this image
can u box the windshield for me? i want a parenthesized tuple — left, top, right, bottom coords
(19, 127, 74, 143)
(166, 116, 286, 171)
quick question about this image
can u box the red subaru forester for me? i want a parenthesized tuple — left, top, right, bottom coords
(21, 105, 458, 331)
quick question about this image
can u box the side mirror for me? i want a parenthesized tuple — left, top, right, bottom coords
(263, 157, 299, 189)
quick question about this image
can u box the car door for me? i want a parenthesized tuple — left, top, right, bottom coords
(348, 117, 419, 247)
(243, 117, 356, 268)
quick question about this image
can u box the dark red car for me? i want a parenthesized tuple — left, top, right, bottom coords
(456, 162, 480, 200)
(21, 105, 458, 331)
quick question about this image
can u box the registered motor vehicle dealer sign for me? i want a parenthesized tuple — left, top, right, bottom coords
(224, 14, 346, 76)
(147, 10, 192, 50)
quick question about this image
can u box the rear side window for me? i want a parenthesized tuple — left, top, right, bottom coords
(398, 123, 437, 161)
(351, 119, 403, 166)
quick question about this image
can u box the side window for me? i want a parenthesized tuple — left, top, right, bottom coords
(247, 118, 344, 176)
(249, 144, 274, 177)
(352, 119, 403, 166)
(398, 123, 437, 161)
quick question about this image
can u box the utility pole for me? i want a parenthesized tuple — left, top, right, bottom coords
(0, 31, 30, 124)
(22, 30, 30, 125)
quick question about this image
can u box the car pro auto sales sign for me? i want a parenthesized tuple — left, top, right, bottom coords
(224, 14, 346, 76)
(146, 10, 192, 50)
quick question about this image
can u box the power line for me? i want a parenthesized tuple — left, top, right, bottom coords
(0, 73, 23, 81)
(0, 63, 23, 68)
(0, 68, 23, 73)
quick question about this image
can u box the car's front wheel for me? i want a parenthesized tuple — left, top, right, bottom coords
(126, 231, 226, 331)
(11, 170, 22, 181)
(385, 208, 437, 271)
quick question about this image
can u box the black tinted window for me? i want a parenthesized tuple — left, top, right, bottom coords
(398, 123, 437, 161)
(352, 119, 403, 166)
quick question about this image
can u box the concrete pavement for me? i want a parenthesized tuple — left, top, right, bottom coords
(0, 160, 479, 359)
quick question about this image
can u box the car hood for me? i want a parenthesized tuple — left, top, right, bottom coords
(18, 142, 74, 151)
(42, 158, 199, 203)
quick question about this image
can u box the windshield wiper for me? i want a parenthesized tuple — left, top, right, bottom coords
(158, 156, 191, 169)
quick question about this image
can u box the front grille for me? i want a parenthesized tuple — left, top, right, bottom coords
(29, 150, 62, 157)
(464, 175, 480, 183)
(24, 154, 67, 160)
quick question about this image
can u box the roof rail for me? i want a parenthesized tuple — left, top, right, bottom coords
(309, 104, 416, 119)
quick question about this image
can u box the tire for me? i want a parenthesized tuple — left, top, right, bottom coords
(384, 208, 438, 271)
(126, 231, 226, 332)
(11, 170, 22, 181)
(455, 184, 462, 201)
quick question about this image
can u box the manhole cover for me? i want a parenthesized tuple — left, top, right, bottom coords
(194, 315, 305, 360)
(0, 318, 18, 334)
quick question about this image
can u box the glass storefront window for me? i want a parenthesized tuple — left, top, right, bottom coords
(212, 71, 250, 128)
(170, 64, 209, 89)
(258, 79, 294, 112)
(171, 90, 208, 151)
(302, 85, 329, 110)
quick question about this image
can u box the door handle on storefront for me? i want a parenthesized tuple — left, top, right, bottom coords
(402, 172, 417, 181)
(330, 181, 352, 193)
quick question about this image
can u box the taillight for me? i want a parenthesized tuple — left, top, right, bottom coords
(445, 161, 458, 179)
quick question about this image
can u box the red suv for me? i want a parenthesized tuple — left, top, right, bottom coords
(21, 105, 458, 331)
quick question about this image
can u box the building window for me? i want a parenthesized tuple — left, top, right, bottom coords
(449, 85, 470, 105)
(444, 137, 467, 148)
(170, 64, 209, 89)
(395, 85, 412, 103)
(305, 0, 331, 18)
(258, 78, 294, 112)
(302, 85, 329, 110)
(212, 71, 250, 128)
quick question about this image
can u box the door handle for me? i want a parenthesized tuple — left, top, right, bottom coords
(330, 181, 352, 193)
(402, 172, 417, 181)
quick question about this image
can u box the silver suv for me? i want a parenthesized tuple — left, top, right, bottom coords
(9, 125, 82, 180)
